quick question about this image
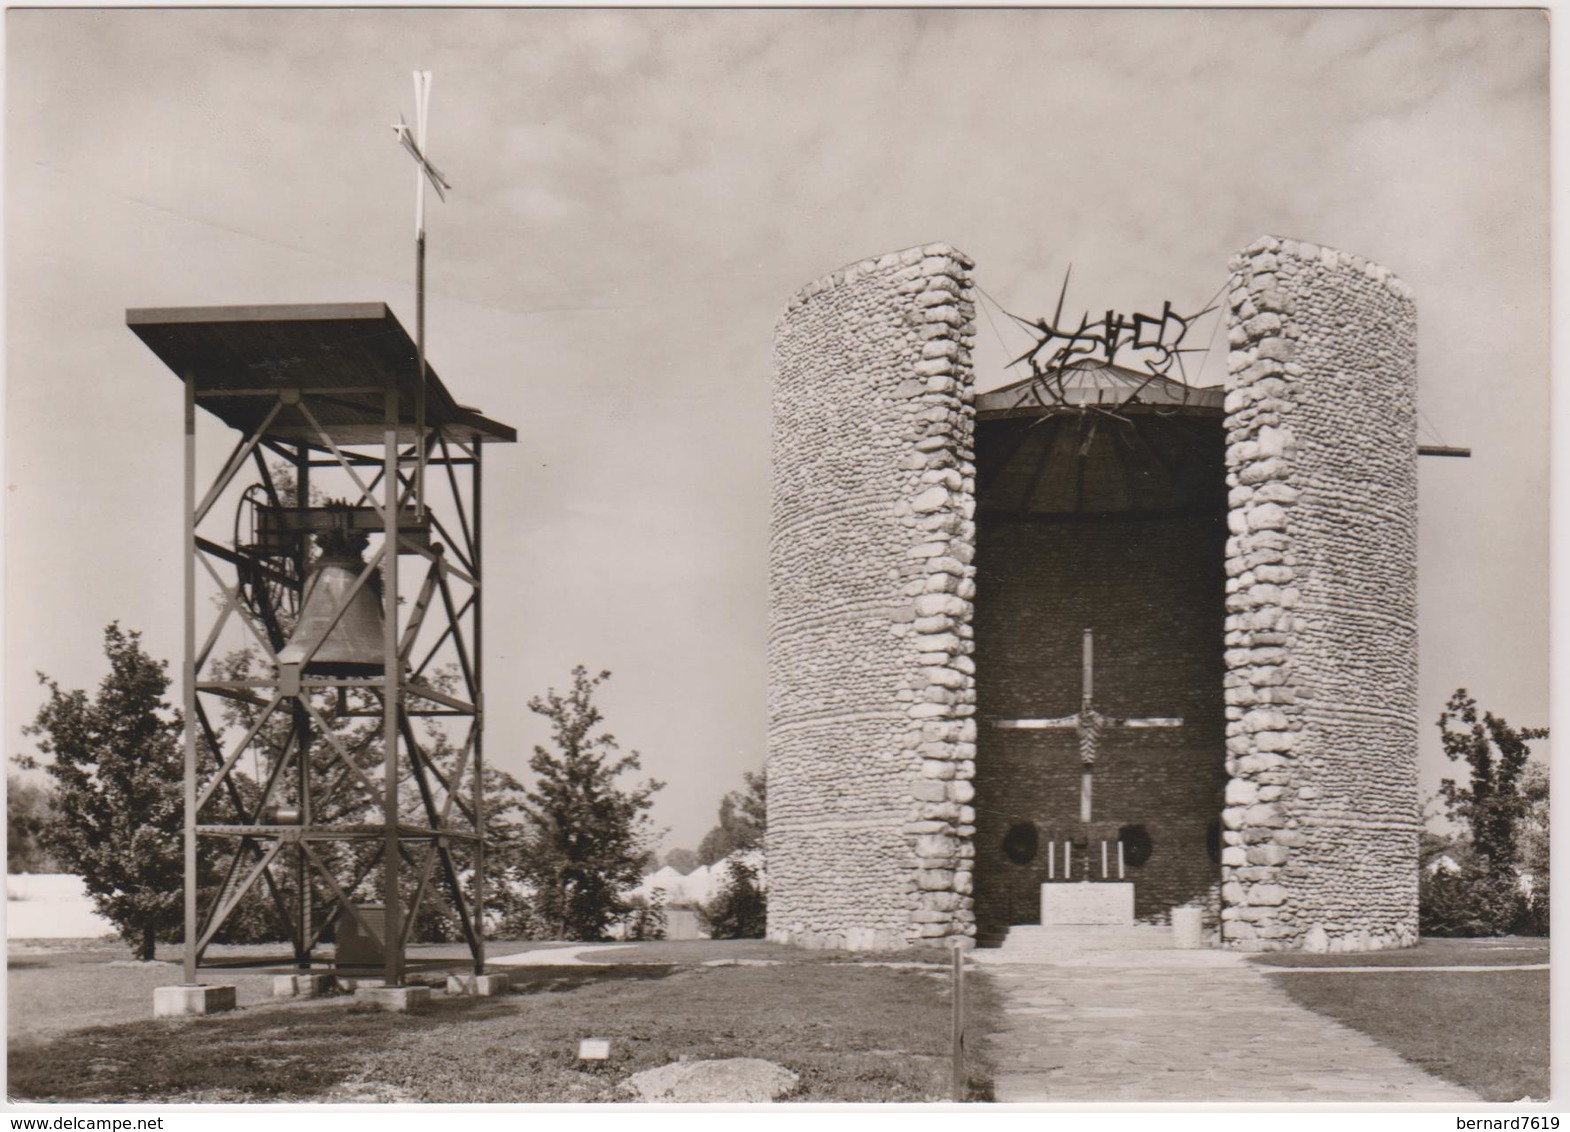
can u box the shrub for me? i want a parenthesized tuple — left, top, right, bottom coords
(1420, 863, 1529, 937)
(1519, 887, 1549, 936)
(696, 859, 766, 939)
(622, 891, 667, 941)
(496, 898, 558, 942)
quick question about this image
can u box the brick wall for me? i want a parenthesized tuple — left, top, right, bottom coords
(972, 500, 1229, 928)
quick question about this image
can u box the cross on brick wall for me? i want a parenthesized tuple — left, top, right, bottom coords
(992, 628, 1183, 825)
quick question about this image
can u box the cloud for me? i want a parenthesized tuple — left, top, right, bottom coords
(5, 7, 1548, 844)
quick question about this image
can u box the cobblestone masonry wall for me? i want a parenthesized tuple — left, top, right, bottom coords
(768, 243, 979, 950)
(1221, 236, 1419, 952)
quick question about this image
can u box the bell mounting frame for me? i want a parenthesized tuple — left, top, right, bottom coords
(128, 302, 515, 987)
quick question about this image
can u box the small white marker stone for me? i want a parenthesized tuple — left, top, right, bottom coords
(578, 1038, 611, 1061)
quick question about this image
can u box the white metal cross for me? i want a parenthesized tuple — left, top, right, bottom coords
(993, 628, 1183, 824)
(393, 71, 452, 232)
(391, 70, 451, 518)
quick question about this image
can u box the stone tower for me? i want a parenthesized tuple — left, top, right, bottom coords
(767, 244, 980, 950)
(766, 236, 1418, 952)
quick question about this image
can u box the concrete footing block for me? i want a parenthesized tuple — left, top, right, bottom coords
(446, 973, 511, 997)
(154, 984, 237, 1018)
(297, 973, 334, 997)
(355, 985, 430, 1012)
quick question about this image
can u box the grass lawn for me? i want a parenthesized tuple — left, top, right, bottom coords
(5, 939, 576, 1043)
(1257, 939, 1549, 1102)
(9, 939, 999, 1103)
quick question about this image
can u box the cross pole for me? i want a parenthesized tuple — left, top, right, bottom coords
(993, 628, 1183, 825)
(392, 70, 452, 520)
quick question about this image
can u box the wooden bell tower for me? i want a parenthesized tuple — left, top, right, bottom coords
(130, 302, 514, 987)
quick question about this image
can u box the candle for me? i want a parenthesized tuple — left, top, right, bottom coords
(1048, 840, 1055, 880)
(1065, 840, 1072, 879)
(1118, 840, 1125, 879)
(1102, 840, 1108, 879)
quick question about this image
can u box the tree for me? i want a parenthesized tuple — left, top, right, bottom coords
(21, 625, 184, 960)
(203, 636, 524, 946)
(661, 847, 699, 875)
(1518, 761, 1550, 934)
(515, 666, 663, 940)
(6, 774, 61, 873)
(203, 646, 376, 945)
(696, 769, 766, 866)
(620, 889, 668, 942)
(1437, 690, 1547, 877)
(404, 761, 534, 944)
(1422, 689, 1550, 938)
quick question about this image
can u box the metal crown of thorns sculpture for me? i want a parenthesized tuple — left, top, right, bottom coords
(972, 270, 1226, 521)
(997, 266, 1218, 420)
(126, 72, 514, 989)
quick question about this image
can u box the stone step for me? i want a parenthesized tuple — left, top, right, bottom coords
(973, 946, 1243, 969)
(997, 923, 1179, 953)
(976, 926, 1011, 949)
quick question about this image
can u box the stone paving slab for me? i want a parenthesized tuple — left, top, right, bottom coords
(983, 956, 1479, 1102)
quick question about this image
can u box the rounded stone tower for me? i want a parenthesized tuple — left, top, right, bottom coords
(767, 243, 979, 950)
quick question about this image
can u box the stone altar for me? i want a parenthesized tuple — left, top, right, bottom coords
(1041, 882, 1134, 925)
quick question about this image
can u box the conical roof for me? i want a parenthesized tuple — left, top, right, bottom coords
(975, 359, 1223, 517)
(976, 357, 1223, 419)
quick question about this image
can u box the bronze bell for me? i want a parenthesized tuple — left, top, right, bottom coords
(276, 522, 385, 675)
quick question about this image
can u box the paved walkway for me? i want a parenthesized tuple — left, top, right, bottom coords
(489, 944, 635, 967)
(977, 950, 1479, 1102)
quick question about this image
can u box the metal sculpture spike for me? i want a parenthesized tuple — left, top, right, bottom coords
(999, 276, 1219, 418)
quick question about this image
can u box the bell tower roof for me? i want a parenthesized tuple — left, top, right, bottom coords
(127, 302, 516, 445)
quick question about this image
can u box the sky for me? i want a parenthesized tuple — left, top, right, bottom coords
(5, 8, 1551, 852)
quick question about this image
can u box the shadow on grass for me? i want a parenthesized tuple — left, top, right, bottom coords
(9, 993, 518, 1102)
(6, 950, 135, 971)
(505, 965, 678, 995)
